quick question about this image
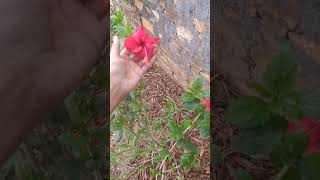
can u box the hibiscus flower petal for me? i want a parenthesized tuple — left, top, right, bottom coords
(133, 25, 146, 43)
(133, 49, 145, 59)
(144, 34, 159, 45)
(124, 37, 141, 52)
(144, 43, 156, 60)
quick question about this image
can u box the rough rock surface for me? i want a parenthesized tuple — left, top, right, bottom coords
(213, 0, 320, 93)
(112, 0, 210, 89)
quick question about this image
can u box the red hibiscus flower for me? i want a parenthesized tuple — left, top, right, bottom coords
(124, 25, 159, 61)
(288, 117, 320, 154)
(200, 98, 210, 111)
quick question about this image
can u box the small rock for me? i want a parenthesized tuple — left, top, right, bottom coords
(142, 17, 154, 34)
(176, 26, 193, 42)
(134, 0, 143, 11)
(152, 10, 160, 20)
(193, 18, 208, 33)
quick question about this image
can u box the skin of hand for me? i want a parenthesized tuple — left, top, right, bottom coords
(0, 0, 107, 165)
(110, 36, 157, 112)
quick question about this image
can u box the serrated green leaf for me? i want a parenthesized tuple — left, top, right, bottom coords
(111, 120, 124, 132)
(181, 118, 192, 130)
(263, 45, 297, 95)
(267, 91, 303, 121)
(200, 91, 210, 99)
(246, 81, 272, 99)
(183, 101, 198, 112)
(62, 159, 81, 180)
(192, 77, 203, 92)
(281, 166, 301, 180)
(181, 91, 195, 102)
(117, 25, 130, 38)
(150, 168, 161, 177)
(181, 153, 198, 172)
(165, 99, 178, 114)
(225, 96, 271, 128)
(212, 144, 224, 164)
(115, 130, 123, 143)
(271, 133, 308, 165)
(168, 120, 184, 140)
(176, 139, 199, 154)
(59, 132, 87, 154)
(199, 128, 210, 138)
(300, 93, 320, 119)
(235, 169, 253, 180)
(232, 125, 283, 155)
(126, 22, 132, 35)
(197, 112, 210, 138)
(298, 153, 320, 180)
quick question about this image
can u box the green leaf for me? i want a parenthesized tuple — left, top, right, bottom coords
(212, 144, 224, 164)
(281, 166, 301, 180)
(111, 11, 123, 26)
(232, 120, 285, 155)
(181, 153, 199, 172)
(116, 11, 124, 22)
(183, 101, 198, 112)
(155, 149, 173, 163)
(200, 91, 210, 99)
(181, 91, 195, 102)
(181, 118, 192, 130)
(116, 25, 130, 38)
(192, 77, 203, 92)
(235, 169, 253, 180)
(298, 153, 320, 180)
(115, 130, 123, 143)
(126, 21, 132, 35)
(62, 159, 81, 180)
(165, 99, 178, 114)
(225, 96, 271, 128)
(275, 91, 303, 121)
(168, 120, 184, 141)
(271, 133, 308, 165)
(111, 119, 125, 132)
(197, 112, 210, 138)
(150, 168, 161, 177)
(199, 128, 210, 138)
(263, 45, 297, 95)
(246, 81, 272, 99)
(300, 93, 320, 119)
(176, 139, 199, 154)
(46, 103, 71, 129)
(59, 132, 87, 154)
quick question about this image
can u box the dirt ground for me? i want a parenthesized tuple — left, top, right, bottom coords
(142, 66, 210, 179)
(110, 65, 210, 179)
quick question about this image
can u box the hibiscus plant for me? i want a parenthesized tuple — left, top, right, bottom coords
(225, 45, 320, 180)
(111, 76, 210, 178)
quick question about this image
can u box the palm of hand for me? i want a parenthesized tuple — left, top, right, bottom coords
(110, 36, 157, 96)
(111, 55, 145, 94)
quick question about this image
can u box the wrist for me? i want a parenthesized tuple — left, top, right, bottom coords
(110, 79, 126, 112)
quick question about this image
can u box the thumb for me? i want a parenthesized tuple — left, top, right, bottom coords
(110, 36, 120, 57)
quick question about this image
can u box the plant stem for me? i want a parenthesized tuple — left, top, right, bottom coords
(273, 166, 289, 180)
(156, 114, 201, 179)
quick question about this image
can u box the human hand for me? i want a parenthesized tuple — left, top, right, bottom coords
(0, 0, 107, 164)
(110, 36, 157, 111)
